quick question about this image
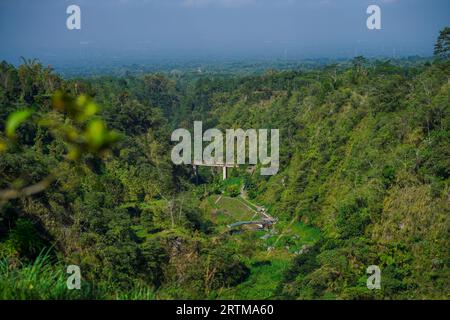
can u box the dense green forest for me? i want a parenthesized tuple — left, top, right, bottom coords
(0, 31, 449, 300)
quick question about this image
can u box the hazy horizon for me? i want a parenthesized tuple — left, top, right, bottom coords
(1, 0, 449, 67)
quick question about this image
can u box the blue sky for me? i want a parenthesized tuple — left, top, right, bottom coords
(0, 0, 449, 64)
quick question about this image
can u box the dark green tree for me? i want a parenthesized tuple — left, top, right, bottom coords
(434, 27, 450, 59)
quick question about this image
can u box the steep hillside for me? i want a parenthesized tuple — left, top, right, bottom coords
(0, 57, 448, 299)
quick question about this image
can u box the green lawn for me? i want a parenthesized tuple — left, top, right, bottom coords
(204, 195, 257, 229)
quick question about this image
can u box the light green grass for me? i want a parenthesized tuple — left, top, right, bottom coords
(205, 196, 256, 229)
(215, 218, 321, 299)
(217, 258, 290, 299)
(0, 250, 158, 300)
(0, 250, 93, 300)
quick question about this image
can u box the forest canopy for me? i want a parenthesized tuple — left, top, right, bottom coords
(0, 32, 448, 299)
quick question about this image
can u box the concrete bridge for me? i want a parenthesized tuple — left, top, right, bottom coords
(193, 162, 237, 180)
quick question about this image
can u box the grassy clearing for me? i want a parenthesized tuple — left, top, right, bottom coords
(204, 195, 256, 229)
(205, 192, 322, 300)
(219, 221, 321, 299)
(237, 196, 259, 211)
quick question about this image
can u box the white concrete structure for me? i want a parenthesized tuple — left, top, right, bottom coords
(193, 162, 236, 180)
